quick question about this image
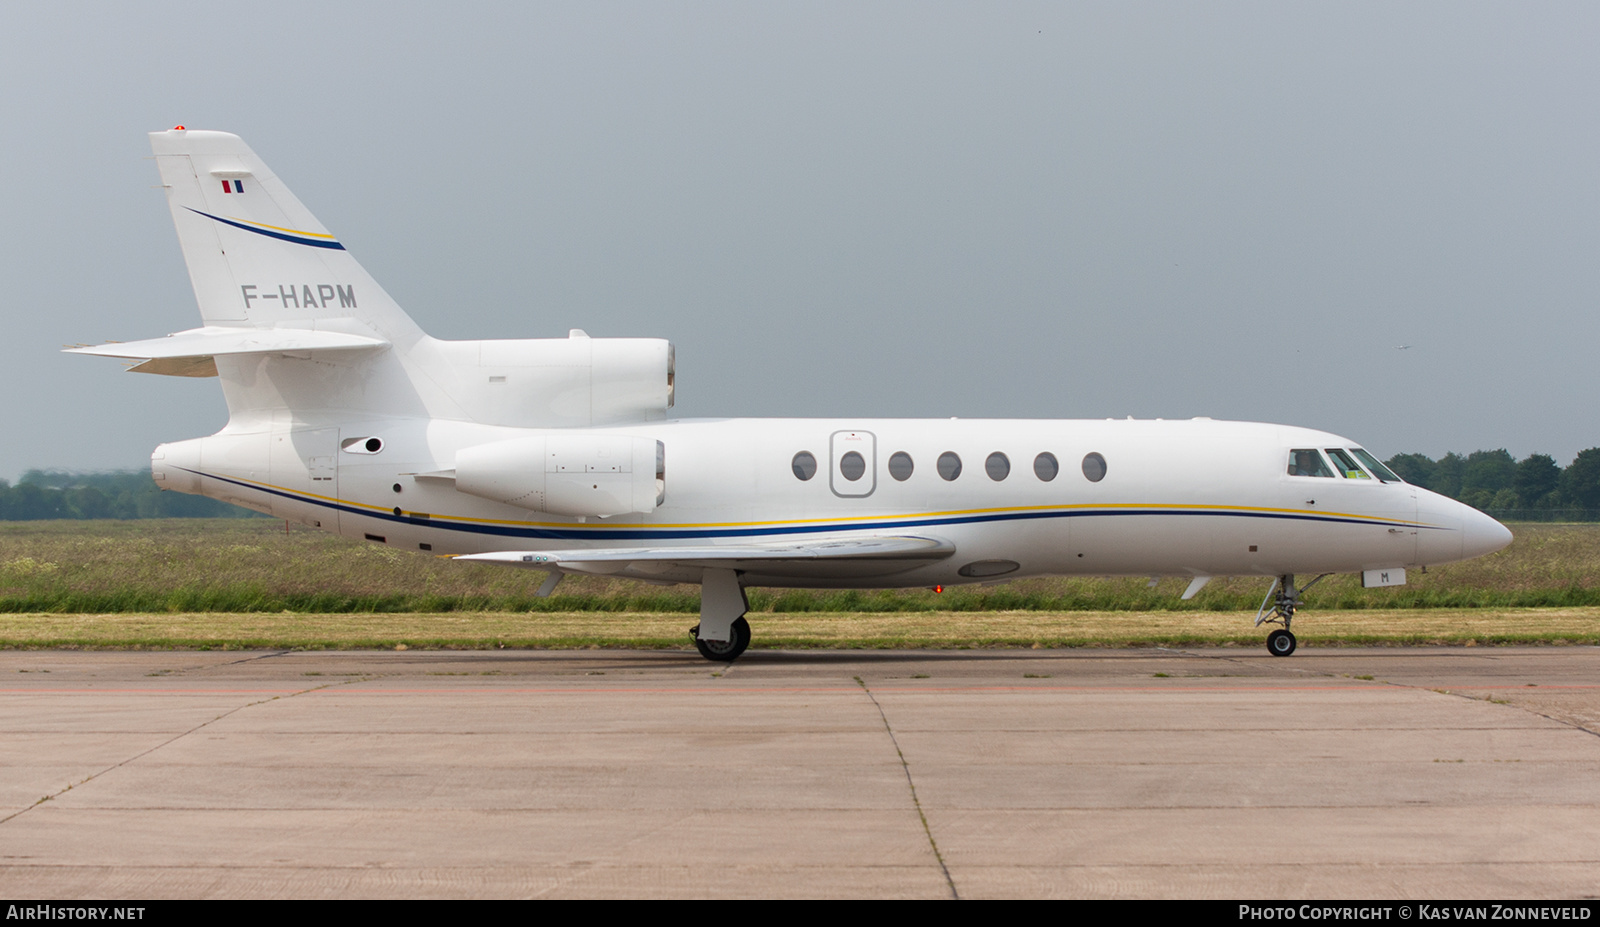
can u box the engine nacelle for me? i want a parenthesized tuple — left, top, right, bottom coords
(432, 332, 675, 428)
(454, 434, 665, 517)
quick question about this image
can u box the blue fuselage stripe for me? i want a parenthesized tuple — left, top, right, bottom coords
(189, 469, 1434, 542)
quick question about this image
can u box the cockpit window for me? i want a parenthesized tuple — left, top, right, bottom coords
(1325, 448, 1370, 479)
(1288, 449, 1333, 478)
(1350, 448, 1402, 483)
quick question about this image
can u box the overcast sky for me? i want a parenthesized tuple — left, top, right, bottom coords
(2, 2, 1596, 478)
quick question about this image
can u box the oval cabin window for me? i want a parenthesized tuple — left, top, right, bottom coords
(839, 451, 866, 481)
(1082, 452, 1107, 482)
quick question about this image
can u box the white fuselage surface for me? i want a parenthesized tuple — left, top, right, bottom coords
(151, 414, 1507, 588)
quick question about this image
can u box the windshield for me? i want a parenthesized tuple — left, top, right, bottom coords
(1325, 448, 1370, 479)
(1350, 448, 1403, 483)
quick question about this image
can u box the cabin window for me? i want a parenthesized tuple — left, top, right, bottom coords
(792, 451, 818, 481)
(1287, 449, 1333, 478)
(937, 452, 963, 481)
(839, 451, 866, 481)
(888, 451, 914, 481)
(1082, 452, 1107, 482)
(986, 452, 1010, 481)
(1325, 448, 1370, 479)
(1350, 448, 1402, 483)
(1034, 452, 1059, 482)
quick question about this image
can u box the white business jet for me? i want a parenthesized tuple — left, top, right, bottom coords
(70, 128, 1512, 660)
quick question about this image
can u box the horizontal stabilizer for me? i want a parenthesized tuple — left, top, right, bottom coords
(126, 356, 222, 378)
(66, 326, 389, 376)
(67, 327, 389, 360)
(455, 535, 956, 580)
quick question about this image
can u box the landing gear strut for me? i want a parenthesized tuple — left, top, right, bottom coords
(1254, 573, 1330, 657)
(690, 568, 752, 662)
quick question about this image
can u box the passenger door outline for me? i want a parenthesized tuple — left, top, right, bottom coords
(830, 430, 876, 498)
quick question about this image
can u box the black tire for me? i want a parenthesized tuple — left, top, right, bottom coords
(693, 616, 752, 662)
(1266, 628, 1297, 657)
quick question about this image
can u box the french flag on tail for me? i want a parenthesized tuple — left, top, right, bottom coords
(221, 179, 244, 193)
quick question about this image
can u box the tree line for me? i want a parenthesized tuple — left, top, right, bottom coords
(0, 471, 260, 520)
(1384, 449, 1600, 516)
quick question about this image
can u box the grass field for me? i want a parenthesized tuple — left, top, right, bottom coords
(0, 519, 1596, 650)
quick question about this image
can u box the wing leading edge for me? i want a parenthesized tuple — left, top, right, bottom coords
(454, 534, 957, 582)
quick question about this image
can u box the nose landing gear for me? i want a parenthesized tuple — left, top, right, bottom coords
(1255, 573, 1330, 656)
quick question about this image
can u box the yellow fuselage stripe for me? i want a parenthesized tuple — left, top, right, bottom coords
(215, 473, 1434, 531)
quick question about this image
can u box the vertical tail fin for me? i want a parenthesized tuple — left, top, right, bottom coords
(79, 129, 668, 429)
(150, 128, 422, 343)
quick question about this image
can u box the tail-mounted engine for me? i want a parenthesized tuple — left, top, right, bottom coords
(432, 332, 675, 428)
(454, 435, 665, 517)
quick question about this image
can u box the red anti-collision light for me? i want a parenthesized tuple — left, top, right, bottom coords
(172, 125, 185, 130)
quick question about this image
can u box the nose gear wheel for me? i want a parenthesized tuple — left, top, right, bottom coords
(1255, 573, 1329, 656)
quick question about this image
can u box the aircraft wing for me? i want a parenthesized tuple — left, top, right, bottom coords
(454, 534, 956, 581)
(66, 327, 389, 377)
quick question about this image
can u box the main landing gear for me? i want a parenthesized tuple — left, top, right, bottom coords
(691, 616, 751, 662)
(1254, 573, 1330, 657)
(690, 568, 752, 662)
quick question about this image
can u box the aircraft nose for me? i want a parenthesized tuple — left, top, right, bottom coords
(1415, 490, 1513, 565)
(1461, 506, 1514, 560)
